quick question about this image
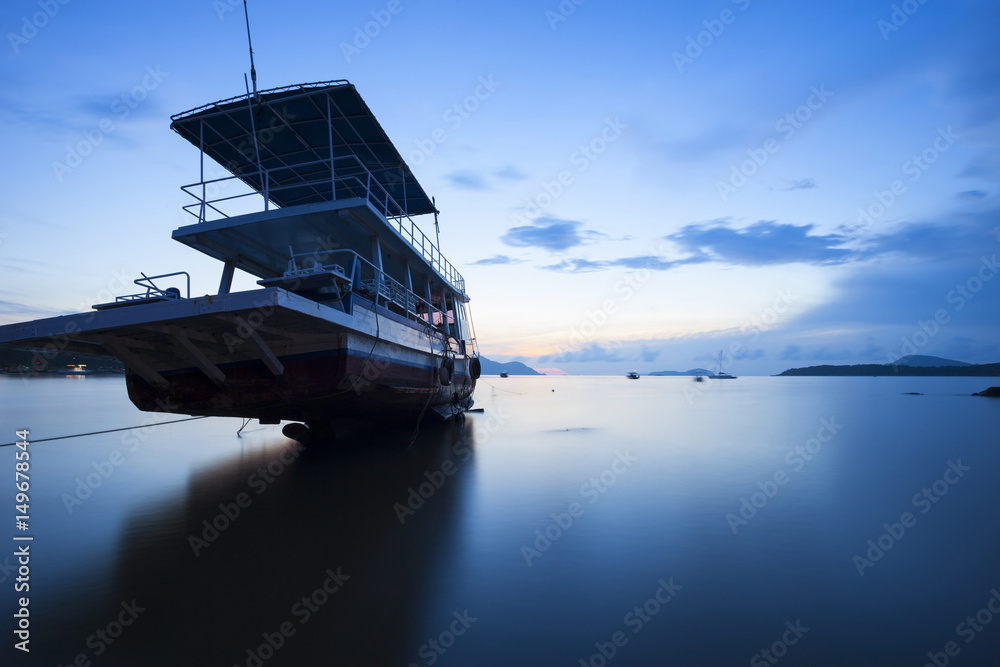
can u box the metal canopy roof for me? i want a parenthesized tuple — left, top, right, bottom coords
(170, 81, 435, 216)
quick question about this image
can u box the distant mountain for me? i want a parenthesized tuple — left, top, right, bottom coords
(777, 362, 1000, 377)
(647, 368, 716, 376)
(478, 356, 543, 376)
(886, 355, 970, 367)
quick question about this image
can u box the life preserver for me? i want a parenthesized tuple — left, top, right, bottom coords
(438, 357, 455, 386)
(469, 356, 482, 380)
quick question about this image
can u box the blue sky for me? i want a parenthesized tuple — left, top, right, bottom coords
(1, 0, 998, 374)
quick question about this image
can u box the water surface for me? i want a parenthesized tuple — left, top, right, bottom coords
(1, 374, 998, 666)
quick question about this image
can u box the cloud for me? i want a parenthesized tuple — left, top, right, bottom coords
(956, 190, 989, 200)
(470, 254, 523, 266)
(0, 299, 67, 323)
(541, 258, 609, 273)
(446, 170, 489, 190)
(540, 213, 995, 275)
(667, 219, 857, 266)
(959, 150, 1000, 182)
(537, 343, 623, 364)
(657, 124, 750, 161)
(501, 216, 602, 252)
(784, 179, 817, 191)
(862, 212, 997, 261)
(639, 344, 659, 363)
(542, 254, 709, 273)
(494, 165, 529, 181)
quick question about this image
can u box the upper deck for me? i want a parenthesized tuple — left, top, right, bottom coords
(169, 81, 466, 295)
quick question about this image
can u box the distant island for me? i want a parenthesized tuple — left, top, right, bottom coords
(478, 356, 543, 376)
(647, 368, 716, 376)
(885, 354, 970, 367)
(778, 355, 999, 377)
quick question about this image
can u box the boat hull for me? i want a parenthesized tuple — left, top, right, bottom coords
(126, 339, 475, 424)
(0, 287, 475, 426)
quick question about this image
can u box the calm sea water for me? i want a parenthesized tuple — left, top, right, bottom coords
(1, 373, 999, 666)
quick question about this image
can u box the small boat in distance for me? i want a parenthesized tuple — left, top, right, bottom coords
(56, 365, 93, 375)
(626, 370, 640, 379)
(709, 350, 737, 379)
(500, 371, 508, 378)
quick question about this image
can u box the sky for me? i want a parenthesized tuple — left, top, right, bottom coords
(1, 0, 998, 375)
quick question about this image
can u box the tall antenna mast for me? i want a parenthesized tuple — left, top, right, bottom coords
(433, 196, 441, 249)
(243, 0, 257, 98)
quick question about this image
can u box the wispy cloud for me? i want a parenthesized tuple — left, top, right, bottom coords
(470, 254, 523, 266)
(537, 343, 623, 364)
(446, 170, 489, 190)
(959, 150, 1000, 182)
(784, 179, 817, 191)
(956, 189, 989, 200)
(657, 124, 750, 161)
(494, 164, 529, 181)
(501, 216, 603, 252)
(542, 254, 708, 273)
(541, 258, 609, 273)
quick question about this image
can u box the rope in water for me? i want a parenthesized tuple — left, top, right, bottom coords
(0, 416, 210, 448)
(479, 379, 527, 395)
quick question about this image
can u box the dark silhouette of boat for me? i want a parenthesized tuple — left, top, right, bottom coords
(0, 81, 481, 440)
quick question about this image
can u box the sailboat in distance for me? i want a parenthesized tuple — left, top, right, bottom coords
(708, 350, 737, 379)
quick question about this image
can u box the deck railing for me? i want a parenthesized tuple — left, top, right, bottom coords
(283, 247, 470, 342)
(114, 272, 191, 303)
(180, 155, 466, 294)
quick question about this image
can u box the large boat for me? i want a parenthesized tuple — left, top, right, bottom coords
(0, 80, 481, 440)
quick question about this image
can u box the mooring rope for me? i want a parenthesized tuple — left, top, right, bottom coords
(0, 416, 210, 448)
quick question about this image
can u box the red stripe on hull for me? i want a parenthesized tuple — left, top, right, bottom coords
(127, 350, 475, 424)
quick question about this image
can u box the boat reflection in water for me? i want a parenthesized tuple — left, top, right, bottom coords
(40, 420, 476, 666)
